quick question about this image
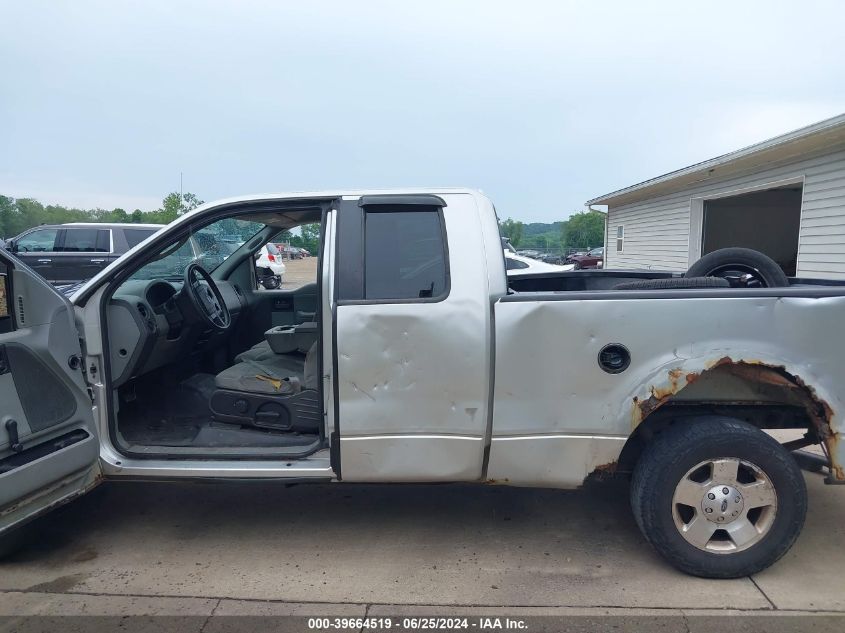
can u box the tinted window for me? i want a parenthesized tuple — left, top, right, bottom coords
(16, 228, 58, 252)
(60, 228, 110, 252)
(124, 228, 159, 248)
(364, 210, 447, 301)
(505, 257, 529, 270)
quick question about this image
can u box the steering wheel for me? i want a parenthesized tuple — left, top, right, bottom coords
(184, 263, 231, 330)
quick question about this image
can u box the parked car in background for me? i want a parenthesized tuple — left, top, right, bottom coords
(505, 251, 574, 275)
(536, 253, 566, 265)
(568, 247, 604, 269)
(274, 244, 304, 259)
(3, 223, 163, 284)
(255, 242, 286, 288)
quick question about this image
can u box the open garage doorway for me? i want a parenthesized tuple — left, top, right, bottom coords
(702, 184, 803, 275)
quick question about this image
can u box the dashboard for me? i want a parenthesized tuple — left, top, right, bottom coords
(108, 278, 245, 387)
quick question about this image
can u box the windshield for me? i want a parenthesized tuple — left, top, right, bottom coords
(130, 217, 264, 281)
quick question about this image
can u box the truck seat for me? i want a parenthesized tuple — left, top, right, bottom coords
(210, 342, 320, 432)
(215, 342, 319, 394)
(235, 340, 274, 364)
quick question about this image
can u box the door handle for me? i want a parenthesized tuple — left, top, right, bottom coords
(37, 258, 52, 263)
(89, 258, 106, 263)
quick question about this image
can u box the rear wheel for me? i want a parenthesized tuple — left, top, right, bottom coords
(630, 417, 806, 578)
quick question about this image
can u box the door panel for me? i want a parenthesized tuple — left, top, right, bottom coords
(333, 194, 493, 482)
(0, 253, 100, 535)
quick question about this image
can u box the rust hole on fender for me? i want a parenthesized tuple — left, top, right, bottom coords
(631, 357, 842, 482)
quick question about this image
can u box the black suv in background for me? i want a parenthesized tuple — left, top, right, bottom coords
(3, 223, 163, 285)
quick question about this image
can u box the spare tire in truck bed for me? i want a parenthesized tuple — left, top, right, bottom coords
(614, 276, 730, 290)
(685, 247, 789, 288)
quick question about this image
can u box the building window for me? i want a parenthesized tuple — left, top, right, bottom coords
(616, 225, 624, 253)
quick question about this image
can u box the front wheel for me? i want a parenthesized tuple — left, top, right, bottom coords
(630, 417, 807, 578)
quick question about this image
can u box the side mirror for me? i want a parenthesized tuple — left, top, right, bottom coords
(6, 240, 16, 253)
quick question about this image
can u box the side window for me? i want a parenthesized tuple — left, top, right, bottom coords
(124, 228, 158, 248)
(59, 228, 110, 252)
(364, 209, 448, 301)
(616, 226, 624, 253)
(505, 257, 529, 270)
(15, 228, 59, 252)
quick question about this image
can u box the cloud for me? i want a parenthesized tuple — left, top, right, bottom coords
(1, 0, 843, 221)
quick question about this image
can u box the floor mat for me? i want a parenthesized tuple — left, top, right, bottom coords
(117, 373, 318, 448)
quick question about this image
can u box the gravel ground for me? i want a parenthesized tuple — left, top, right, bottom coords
(281, 257, 317, 290)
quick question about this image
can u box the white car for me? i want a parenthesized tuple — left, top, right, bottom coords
(255, 243, 286, 285)
(505, 251, 574, 275)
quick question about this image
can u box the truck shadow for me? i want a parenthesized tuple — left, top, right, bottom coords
(6, 478, 636, 566)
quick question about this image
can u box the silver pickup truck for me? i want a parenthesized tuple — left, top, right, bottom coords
(1, 189, 842, 578)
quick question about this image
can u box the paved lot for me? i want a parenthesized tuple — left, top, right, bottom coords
(0, 473, 843, 621)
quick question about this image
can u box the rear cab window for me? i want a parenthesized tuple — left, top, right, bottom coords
(335, 196, 450, 304)
(363, 208, 448, 301)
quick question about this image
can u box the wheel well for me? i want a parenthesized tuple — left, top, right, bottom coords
(615, 360, 835, 475)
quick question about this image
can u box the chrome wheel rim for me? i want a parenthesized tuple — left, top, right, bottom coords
(671, 458, 777, 553)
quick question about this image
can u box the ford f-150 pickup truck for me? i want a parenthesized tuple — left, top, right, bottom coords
(1, 189, 842, 578)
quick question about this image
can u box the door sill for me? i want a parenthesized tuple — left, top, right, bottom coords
(100, 447, 335, 480)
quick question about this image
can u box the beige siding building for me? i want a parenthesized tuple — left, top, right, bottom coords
(588, 114, 845, 279)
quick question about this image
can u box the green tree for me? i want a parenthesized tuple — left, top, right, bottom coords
(0, 195, 20, 238)
(153, 192, 205, 224)
(498, 217, 525, 247)
(0, 191, 208, 234)
(289, 223, 320, 254)
(561, 210, 605, 250)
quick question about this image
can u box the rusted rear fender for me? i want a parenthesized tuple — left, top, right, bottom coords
(625, 352, 843, 483)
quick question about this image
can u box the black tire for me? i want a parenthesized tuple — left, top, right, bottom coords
(630, 417, 807, 578)
(614, 276, 730, 290)
(573, 261, 582, 270)
(686, 247, 789, 288)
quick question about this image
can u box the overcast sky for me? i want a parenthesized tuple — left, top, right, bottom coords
(2, 1, 844, 223)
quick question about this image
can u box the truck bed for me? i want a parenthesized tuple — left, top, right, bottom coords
(508, 269, 845, 294)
